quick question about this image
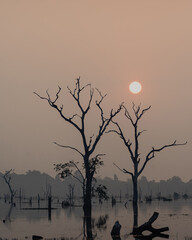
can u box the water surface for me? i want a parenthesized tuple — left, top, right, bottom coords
(0, 199, 192, 239)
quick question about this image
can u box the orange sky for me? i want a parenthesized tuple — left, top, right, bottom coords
(0, 1, 191, 181)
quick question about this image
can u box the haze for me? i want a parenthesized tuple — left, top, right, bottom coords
(0, 1, 191, 182)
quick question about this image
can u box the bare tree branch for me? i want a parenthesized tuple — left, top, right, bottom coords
(106, 129, 121, 136)
(95, 88, 107, 104)
(68, 173, 84, 185)
(122, 104, 151, 126)
(69, 160, 85, 182)
(137, 105, 151, 122)
(52, 86, 61, 104)
(109, 120, 134, 161)
(84, 86, 94, 114)
(89, 103, 123, 155)
(138, 140, 187, 176)
(54, 142, 84, 157)
(137, 130, 147, 137)
(3, 170, 17, 203)
(34, 88, 82, 133)
(113, 163, 133, 177)
(87, 134, 94, 149)
(61, 169, 83, 185)
(34, 91, 48, 101)
(122, 104, 134, 126)
(133, 102, 141, 116)
(67, 77, 93, 115)
(69, 114, 81, 121)
(4, 169, 13, 178)
(95, 88, 107, 123)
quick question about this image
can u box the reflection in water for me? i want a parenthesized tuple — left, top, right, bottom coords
(85, 214, 93, 239)
(95, 214, 108, 230)
(82, 214, 110, 239)
(48, 196, 52, 221)
(1, 199, 192, 239)
(134, 233, 169, 240)
(3, 203, 14, 223)
(48, 208, 51, 221)
(112, 237, 121, 240)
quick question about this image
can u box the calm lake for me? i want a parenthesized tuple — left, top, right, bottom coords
(0, 198, 192, 240)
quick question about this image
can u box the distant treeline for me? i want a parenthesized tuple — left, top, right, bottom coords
(0, 170, 191, 200)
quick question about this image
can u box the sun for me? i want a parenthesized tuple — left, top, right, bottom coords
(129, 81, 142, 94)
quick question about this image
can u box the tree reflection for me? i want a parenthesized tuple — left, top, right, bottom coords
(82, 213, 109, 239)
(83, 211, 93, 239)
(3, 203, 14, 223)
(95, 214, 108, 230)
(134, 233, 169, 239)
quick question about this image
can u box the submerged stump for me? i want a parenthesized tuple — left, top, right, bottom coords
(132, 212, 169, 238)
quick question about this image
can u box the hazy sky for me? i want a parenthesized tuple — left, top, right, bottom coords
(0, 1, 191, 182)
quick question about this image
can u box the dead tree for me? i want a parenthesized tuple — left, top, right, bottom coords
(3, 170, 17, 205)
(108, 103, 187, 229)
(34, 77, 122, 238)
(133, 212, 169, 239)
(3, 204, 14, 223)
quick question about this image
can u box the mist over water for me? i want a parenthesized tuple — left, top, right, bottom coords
(1, 1, 192, 239)
(1, 199, 192, 240)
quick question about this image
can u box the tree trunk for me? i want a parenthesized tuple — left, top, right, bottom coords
(84, 214, 93, 239)
(48, 196, 52, 221)
(132, 175, 138, 229)
(83, 177, 93, 239)
(84, 176, 92, 214)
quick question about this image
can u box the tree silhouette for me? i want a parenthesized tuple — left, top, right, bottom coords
(34, 77, 122, 238)
(108, 103, 187, 230)
(94, 184, 109, 204)
(3, 169, 17, 205)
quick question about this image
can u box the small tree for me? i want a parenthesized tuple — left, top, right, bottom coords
(94, 184, 109, 204)
(109, 103, 186, 229)
(54, 155, 104, 204)
(3, 169, 17, 205)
